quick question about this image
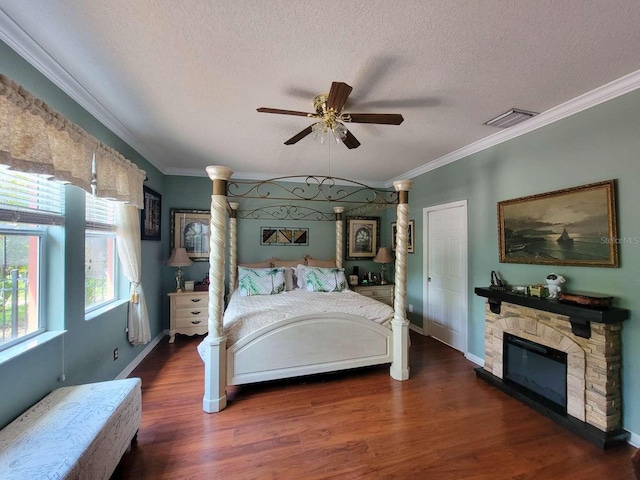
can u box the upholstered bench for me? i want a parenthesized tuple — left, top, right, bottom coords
(0, 377, 141, 480)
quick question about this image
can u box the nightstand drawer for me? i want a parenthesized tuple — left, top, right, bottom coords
(173, 294, 207, 308)
(175, 315, 207, 329)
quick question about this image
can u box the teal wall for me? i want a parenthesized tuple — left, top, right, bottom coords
(0, 40, 166, 428)
(406, 88, 640, 436)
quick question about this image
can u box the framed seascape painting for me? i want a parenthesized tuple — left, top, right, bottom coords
(346, 217, 380, 260)
(498, 180, 618, 267)
(391, 219, 415, 253)
(170, 209, 211, 262)
(140, 186, 161, 241)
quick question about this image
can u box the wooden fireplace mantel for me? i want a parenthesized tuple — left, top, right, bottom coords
(475, 287, 629, 339)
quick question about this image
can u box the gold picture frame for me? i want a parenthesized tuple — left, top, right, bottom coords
(498, 180, 618, 267)
(170, 208, 211, 262)
(346, 217, 380, 260)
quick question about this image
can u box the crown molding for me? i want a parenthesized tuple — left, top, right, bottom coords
(0, 8, 168, 173)
(387, 68, 640, 187)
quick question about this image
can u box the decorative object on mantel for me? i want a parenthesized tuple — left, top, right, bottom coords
(497, 180, 618, 267)
(559, 291, 614, 308)
(373, 247, 393, 285)
(529, 284, 548, 298)
(489, 270, 507, 291)
(166, 247, 193, 292)
(545, 273, 566, 298)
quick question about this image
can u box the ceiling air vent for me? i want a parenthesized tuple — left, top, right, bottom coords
(484, 108, 539, 128)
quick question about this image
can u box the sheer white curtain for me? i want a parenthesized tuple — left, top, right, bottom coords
(116, 203, 151, 345)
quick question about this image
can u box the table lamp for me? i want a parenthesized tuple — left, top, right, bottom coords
(166, 247, 193, 292)
(373, 247, 393, 285)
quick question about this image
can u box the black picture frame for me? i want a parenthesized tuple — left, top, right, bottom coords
(140, 186, 161, 241)
(346, 216, 380, 260)
(170, 208, 211, 261)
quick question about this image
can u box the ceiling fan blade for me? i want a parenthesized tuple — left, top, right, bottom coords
(348, 113, 404, 125)
(284, 125, 314, 145)
(257, 107, 313, 117)
(342, 129, 361, 149)
(327, 82, 353, 112)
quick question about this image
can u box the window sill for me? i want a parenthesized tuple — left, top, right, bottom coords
(0, 330, 66, 367)
(85, 298, 129, 322)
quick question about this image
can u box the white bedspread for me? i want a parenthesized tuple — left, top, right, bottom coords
(223, 289, 394, 346)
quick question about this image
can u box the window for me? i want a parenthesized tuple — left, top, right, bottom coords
(0, 168, 64, 350)
(85, 193, 117, 312)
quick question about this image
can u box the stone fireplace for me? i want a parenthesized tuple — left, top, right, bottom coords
(475, 288, 629, 448)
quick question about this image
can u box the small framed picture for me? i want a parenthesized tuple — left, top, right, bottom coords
(391, 219, 415, 253)
(170, 208, 211, 262)
(346, 217, 380, 260)
(140, 186, 161, 241)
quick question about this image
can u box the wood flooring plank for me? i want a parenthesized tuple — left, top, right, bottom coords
(114, 332, 637, 479)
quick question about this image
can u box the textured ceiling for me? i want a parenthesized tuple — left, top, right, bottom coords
(2, 1, 640, 184)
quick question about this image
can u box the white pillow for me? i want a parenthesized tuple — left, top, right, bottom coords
(284, 267, 296, 291)
(296, 264, 306, 289)
(304, 266, 348, 292)
(238, 266, 286, 296)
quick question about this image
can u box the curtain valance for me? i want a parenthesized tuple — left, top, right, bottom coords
(0, 74, 145, 208)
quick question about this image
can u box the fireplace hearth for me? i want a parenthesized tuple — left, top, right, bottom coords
(475, 288, 629, 448)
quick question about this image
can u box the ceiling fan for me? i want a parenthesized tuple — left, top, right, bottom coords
(257, 81, 404, 149)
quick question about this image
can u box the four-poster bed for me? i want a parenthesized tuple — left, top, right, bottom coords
(199, 166, 413, 413)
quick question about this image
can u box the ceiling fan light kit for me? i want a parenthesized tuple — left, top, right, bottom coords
(257, 82, 404, 149)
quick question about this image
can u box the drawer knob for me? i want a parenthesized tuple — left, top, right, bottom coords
(191, 320, 202, 325)
(190, 298, 201, 303)
(191, 311, 201, 315)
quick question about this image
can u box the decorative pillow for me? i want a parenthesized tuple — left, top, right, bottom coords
(305, 256, 337, 268)
(238, 259, 273, 268)
(238, 266, 286, 296)
(304, 266, 348, 292)
(296, 264, 306, 289)
(283, 267, 296, 291)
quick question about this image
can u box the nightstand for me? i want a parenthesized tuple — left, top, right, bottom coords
(167, 291, 208, 342)
(353, 283, 394, 306)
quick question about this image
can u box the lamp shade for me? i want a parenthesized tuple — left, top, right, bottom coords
(166, 247, 193, 267)
(373, 247, 393, 264)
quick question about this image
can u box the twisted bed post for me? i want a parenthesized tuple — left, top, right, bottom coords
(334, 207, 344, 269)
(391, 179, 414, 381)
(202, 165, 233, 413)
(228, 202, 239, 297)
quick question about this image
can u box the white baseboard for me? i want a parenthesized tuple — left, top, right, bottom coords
(116, 331, 166, 379)
(409, 323, 424, 335)
(627, 430, 640, 448)
(465, 352, 484, 367)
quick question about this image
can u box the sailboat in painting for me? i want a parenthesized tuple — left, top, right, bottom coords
(557, 227, 574, 243)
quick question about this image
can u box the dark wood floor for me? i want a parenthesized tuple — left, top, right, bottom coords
(115, 332, 637, 479)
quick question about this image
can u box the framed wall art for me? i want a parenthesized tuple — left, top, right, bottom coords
(391, 219, 415, 253)
(261, 227, 309, 246)
(346, 216, 380, 260)
(498, 180, 618, 267)
(140, 186, 161, 241)
(170, 208, 211, 261)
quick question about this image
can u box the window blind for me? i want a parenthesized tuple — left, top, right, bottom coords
(0, 168, 65, 225)
(85, 192, 116, 231)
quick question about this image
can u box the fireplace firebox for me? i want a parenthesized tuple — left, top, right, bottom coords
(503, 333, 567, 414)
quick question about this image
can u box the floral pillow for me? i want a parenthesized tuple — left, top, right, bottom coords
(304, 266, 348, 292)
(238, 266, 286, 296)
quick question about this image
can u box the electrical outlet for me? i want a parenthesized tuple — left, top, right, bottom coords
(113, 348, 118, 361)
(408, 304, 414, 313)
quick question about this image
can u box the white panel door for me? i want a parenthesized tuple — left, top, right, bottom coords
(423, 201, 468, 352)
